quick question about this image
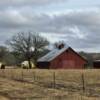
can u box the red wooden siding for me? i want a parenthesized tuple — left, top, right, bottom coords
(50, 48, 86, 69)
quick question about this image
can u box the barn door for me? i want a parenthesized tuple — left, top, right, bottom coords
(62, 60, 75, 69)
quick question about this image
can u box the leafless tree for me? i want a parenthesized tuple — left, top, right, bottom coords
(7, 32, 49, 68)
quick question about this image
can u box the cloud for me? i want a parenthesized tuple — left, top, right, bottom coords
(0, 0, 67, 7)
(0, 6, 100, 52)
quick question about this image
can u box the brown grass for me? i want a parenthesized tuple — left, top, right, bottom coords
(0, 69, 100, 100)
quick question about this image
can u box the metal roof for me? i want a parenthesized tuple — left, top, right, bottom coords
(38, 45, 69, 62)
(94, 60, 100, 62)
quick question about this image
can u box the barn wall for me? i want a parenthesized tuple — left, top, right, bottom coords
(37, 62, 50, 69)
(50, 48, 86, 69)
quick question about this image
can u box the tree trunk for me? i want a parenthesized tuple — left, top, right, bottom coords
(28, 59, 32, 69)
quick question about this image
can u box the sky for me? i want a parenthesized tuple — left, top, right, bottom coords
(0, 0, 100, 52)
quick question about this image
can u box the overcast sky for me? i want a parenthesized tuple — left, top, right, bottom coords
(0, 0, 100, 52)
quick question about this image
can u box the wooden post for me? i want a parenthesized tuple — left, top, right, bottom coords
(33, 72, 35, 82)
(11, 69, 14, 79)
(53, 72, 56, 89)
(82, 73, 85, 93)
(81, 73, 85, 100)
(21, 70, 24, 82)
(2, 69, 5, 78)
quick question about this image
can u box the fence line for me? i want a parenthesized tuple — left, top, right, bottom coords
(0, 69, 88, 89)
(0, 69, 99, 99)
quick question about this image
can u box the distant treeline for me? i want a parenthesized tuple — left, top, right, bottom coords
(79, 52, 100, 68)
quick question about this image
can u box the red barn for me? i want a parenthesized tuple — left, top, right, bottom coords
(37, 44, 87, 69)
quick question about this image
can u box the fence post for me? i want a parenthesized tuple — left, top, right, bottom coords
(53, 72, 56, 89)
(81, 73, 85, 100)
(21, 70, 24, 82)
(82, 73, 85, 93)
(11, 69, 14, 79)
(33, 71, 36, 82)
(2, 69, 5, 78)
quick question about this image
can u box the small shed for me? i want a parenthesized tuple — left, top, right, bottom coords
(37, 44, 87, 69)
(93, 60, 100, 69)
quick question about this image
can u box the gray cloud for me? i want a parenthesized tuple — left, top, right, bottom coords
(0, 6, 100, 52)
(0, 0, 67, 7)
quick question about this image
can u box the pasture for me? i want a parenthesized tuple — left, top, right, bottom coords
(0, 69, 100, 100)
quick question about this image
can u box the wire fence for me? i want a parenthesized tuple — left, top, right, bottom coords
(0, 69, 100, 99)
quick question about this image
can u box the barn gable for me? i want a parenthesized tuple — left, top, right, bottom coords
(37, 44, 87, 69)
(68, 47, 87, 63)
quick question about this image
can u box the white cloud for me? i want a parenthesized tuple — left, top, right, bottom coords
(69, 26, 88, 39)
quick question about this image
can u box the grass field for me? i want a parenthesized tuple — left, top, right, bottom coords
(0, 69, 100, 100)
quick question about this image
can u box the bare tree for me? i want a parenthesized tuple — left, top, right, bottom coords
(0, 46, 8, 59)
(54, 41, 66, 49)
(7, 32, 49, 68)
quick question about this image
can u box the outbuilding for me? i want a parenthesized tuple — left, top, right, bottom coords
(37, 44, 87, 69)
(93, 60, 100, 69)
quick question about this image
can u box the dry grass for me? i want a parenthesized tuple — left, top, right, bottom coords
(0, 69, 100, 100)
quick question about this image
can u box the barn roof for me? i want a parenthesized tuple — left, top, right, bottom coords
(93, 60, 100, 62)
(38, 45, 69, 62)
